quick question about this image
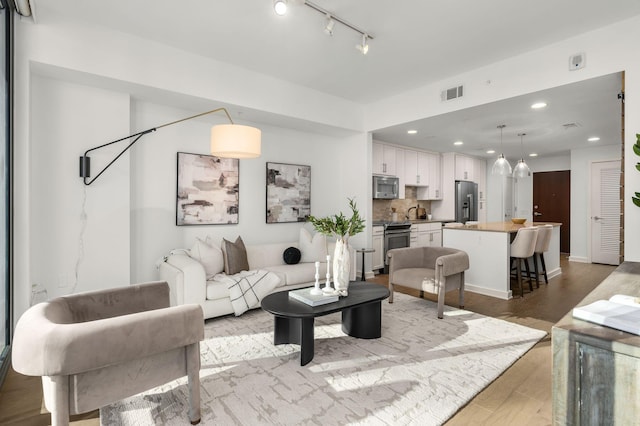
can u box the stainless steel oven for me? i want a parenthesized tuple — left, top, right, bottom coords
(383, 222, 412, 273)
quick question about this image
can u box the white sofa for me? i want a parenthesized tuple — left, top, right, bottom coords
(159, 240, 356, 320)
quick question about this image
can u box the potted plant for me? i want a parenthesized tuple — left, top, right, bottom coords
(308, 197, 365, 295)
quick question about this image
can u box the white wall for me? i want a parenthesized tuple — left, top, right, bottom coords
(30, 75, 131, 298)
(528, 155, 571, 172)
(569, 145, 621, 262)
(365, 15, 640, 263)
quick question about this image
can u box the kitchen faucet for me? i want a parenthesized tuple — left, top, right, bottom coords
(406, 206, 417, 220)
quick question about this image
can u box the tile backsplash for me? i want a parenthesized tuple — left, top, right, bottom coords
(372, 186, 432, 221)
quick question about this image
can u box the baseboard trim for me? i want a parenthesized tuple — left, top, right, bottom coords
(568, 256, 589, 263)
(464, 284, 511, 300)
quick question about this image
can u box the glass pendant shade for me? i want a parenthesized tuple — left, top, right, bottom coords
(492, 154, 512, 175)
(491, 124, 511, 175)
(513, 158, 531, 178)
(512, 132, 530, 178)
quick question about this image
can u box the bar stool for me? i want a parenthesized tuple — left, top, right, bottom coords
(510, 227, 538, 297)
(531, 224, 553, 285)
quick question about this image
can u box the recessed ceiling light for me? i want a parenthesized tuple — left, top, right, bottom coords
(588, 136, 600, 142)
(273, 0, 287, 15)
(486, 149, 496, 154)
(531, 102, 547, 109)
(529, 153, 538, 157)
(453, 141, 463, 146)
(407, 130, 418, 135)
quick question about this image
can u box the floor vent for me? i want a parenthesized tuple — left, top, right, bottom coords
(441, 85, 464, 101)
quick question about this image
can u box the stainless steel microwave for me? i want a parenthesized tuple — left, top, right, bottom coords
(373, 175, 399, 199)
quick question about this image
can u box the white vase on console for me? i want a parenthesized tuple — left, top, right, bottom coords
(333, 237, 351, 296)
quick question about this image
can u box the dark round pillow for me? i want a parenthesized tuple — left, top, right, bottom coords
(283, 247, 301, 265)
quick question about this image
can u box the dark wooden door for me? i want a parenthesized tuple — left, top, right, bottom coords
(533, 171, 570, 253)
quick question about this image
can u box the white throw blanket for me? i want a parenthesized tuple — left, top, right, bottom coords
(214, 269, 280, 316)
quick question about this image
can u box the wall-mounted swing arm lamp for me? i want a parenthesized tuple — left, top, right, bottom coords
(79, 107, 261, 185)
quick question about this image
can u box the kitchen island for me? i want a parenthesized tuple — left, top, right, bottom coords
(442, 221, 562, 299)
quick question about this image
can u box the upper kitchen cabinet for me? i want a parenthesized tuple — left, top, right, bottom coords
(454, 154, 475, 181)
(427, 153, 442, 200)
(373, 141, 398, 176)
(404, 149, 428, 186)
(405, 149, 442, 200)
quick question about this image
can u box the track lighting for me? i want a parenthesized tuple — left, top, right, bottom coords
(303, 1, 373, 54)
(356, 34, 369, 55)
(324, 14, 335, 36)
(273, 0, 287, 16)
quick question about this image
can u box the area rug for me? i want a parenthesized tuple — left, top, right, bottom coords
(100, 292, 546, 425)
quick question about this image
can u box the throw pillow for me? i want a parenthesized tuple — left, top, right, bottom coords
(299, 228, 328, 263)
(189, 238, 224, 279)
(283, 247, 301, 265)
(221, 236, 250, 275)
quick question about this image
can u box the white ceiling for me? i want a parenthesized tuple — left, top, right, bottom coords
(30, 0, 639, 158)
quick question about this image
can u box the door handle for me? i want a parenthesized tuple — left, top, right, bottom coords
(534, 212, 542, 216)
(592, 216, 602, 221)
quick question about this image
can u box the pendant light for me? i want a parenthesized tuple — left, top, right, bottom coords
(513, 132, 531, 178)
(491, 124, 512, 175)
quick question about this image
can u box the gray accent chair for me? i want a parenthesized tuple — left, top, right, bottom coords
(387, 246, 470, 319)
(12, 281, 204, 426)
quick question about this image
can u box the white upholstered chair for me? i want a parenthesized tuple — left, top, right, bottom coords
(510, 227, 538, 297)
(531, 224, 554, 285)
(12, 281, 204, 426)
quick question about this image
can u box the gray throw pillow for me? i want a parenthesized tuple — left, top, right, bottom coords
(222, 236, 250, 275)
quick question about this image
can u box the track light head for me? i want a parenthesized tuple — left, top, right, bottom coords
(273, 0, 287, 16)
(324, 14, 335, 36)
(356, 34, 369, 54)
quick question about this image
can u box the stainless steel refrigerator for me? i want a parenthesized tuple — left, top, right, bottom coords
(455, 180, 478, 223)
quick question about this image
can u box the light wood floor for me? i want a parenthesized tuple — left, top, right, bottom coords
(0, 257, 616, 425)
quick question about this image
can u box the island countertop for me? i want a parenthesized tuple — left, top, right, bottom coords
(448, 221, 562, 233)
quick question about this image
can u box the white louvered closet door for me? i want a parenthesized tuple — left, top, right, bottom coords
(591, 160, 621, 265)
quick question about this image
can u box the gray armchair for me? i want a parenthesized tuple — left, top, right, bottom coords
(387, 246, 469, 319)
(12, 281, 204, 426)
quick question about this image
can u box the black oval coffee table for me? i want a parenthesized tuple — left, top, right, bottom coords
(261, 282, 390, 366)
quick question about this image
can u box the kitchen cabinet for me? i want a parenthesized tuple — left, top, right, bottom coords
(396, 148, 406, 199)
(412, 223, 442, 247)
(455, 154, 475, 181)
(427, 153, 442, 199)
(373, 142, 398, 176)
(372, 226, 384, 271)
(405, 150, 442, 199)
(404, 150, 429, 186)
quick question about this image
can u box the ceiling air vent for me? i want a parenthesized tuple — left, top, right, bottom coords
(441, 85, 464, 101)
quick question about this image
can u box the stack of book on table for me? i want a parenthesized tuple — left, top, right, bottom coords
(289, 287, 338, 306)
(572, 294, 640, 336)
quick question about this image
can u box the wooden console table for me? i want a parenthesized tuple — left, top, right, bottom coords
(552, 261, 640, 425)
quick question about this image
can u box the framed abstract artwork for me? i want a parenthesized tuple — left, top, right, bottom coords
(266, 162, 311, 223)
(176, 152, 239, 225)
